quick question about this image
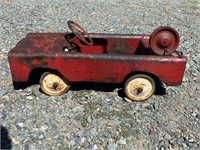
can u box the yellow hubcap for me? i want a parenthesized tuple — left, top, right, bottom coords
(40, 73, 69, 96)
(125, 76, 154, 101)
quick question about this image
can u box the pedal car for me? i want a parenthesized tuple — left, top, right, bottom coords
(8, 20, 187, 101)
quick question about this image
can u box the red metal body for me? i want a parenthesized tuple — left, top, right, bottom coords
(8, 32, 187, 86)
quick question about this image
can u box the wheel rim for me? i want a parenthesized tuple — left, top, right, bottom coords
(125, 77, 154, 101)
(40, 73, 69, 96)
(150, 26, 179, 55)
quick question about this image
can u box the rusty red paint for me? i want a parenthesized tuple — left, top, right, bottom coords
(8, 25, 187, 94)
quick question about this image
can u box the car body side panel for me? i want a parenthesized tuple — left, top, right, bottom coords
(8, 32, 187, 86)
(8, 51, 187, 86)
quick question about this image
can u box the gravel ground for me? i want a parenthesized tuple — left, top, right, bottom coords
(0, 0, 200, 149)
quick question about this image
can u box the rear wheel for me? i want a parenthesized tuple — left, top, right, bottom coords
(39, 72, 70, 96)
(124, 74, 156, 101)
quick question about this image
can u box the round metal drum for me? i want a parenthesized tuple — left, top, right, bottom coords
(150, 26, 179, 55)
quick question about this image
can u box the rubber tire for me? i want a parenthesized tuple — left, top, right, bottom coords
(39, 72, 70, 96)
(124, 74, 156, 101)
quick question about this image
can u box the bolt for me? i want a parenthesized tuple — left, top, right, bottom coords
(137, 87, 143, 94)
(163, 38, 168, 45)
(53, 82, 59, 89)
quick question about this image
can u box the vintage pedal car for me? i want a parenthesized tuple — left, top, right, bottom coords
(8, 20, 187, 101)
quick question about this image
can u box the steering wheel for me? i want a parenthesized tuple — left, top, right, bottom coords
(67, 20, 93, 45)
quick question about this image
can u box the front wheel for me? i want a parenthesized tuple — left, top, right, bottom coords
(124, 74, 156, 101)
(39, 72, 70, 96)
